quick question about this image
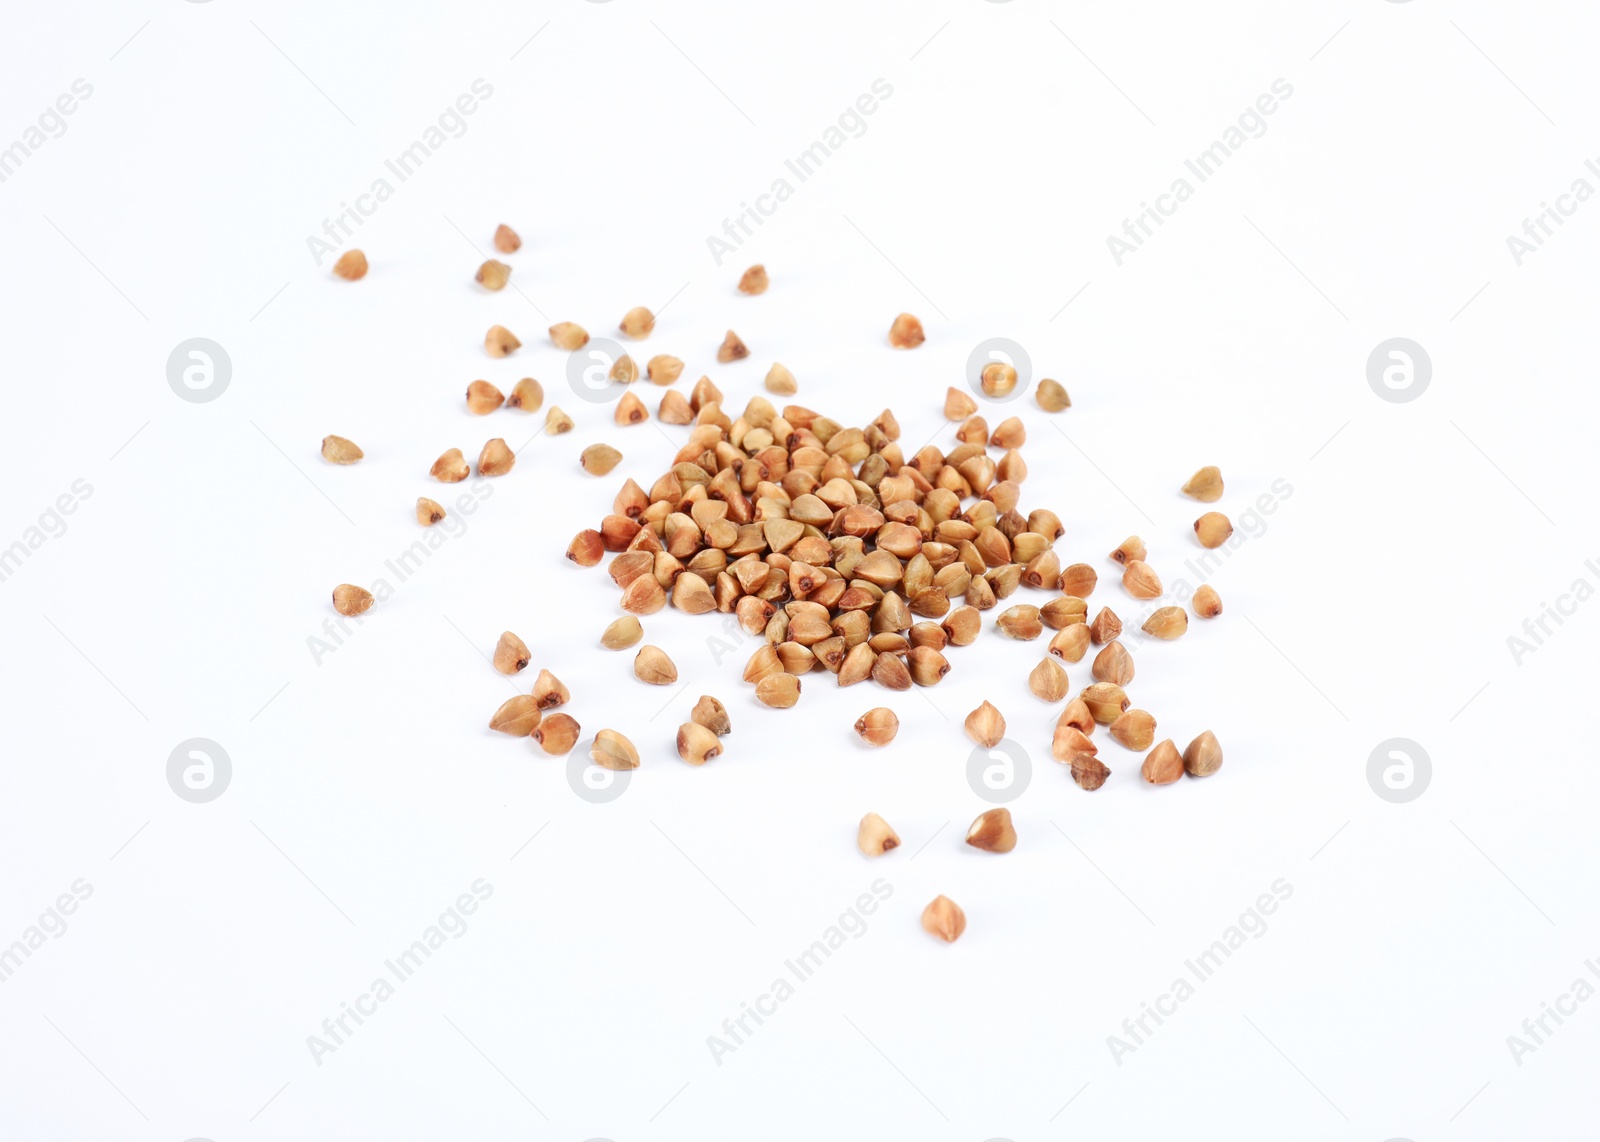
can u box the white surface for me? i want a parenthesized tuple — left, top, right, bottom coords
(1, 1, 1596, 1138)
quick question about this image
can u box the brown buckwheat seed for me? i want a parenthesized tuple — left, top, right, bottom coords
(1141, 739, 1184, 784)
(634, 645, 678, 685)
(676, 722, 723, 766)
(549, 322, 589, 350)
(614, 391, 648, 426)
(921, 896, 966, 943)
(964, 700, 1006, 748)
(532, 669, 569, 709)
(1071, 754, 1111, 792)
(889, 313, 925, 349)
(997, 605, 1043, 640)
(567, 529, 602, 566)
(1109, 709, 1157, 751)
(647, 355, 684, 385)
(1193, 584, 1223, 619)
(489, 695, 541, 736)
(858, 812, 901, 857)
(478, 438, 515, 476)
(416, 497, 445, 525)
(1122, 561, 1162, 600)
(980, 362, 1018, 399)
(1142, 607, 1188, 640)
(1110, 536, 1146, 566)
(580, 444, 622, 475)
(485, 325, 521, 358)
(493, 224, 520, 253)
(1182, 465, 1224, 503)
(764, 363, 797, 395)
(619, 306, 655, 339)
(321, 435, 363, 465)
(466, 380, 505, 414)
(333, 249, 368, 280)
(431, 448, 469, 483)
(1081, 683, 1130, 724)
(755, 672, 801, 708)
(601, 616, 643, 650)
(1092, 641, 1135, 686)
(1049, 624, 1091, 663)
(1194, 512, 1233, 549)
(1184, 730, 1223, 777)
(1028, 657, 1070, 702)
(545, 407, 574, 434)
(1035, 378, 1071, 411)
(332, 584, 374, 616)
(476, 259, 511, 290)
(738, 264, 769, 295)
(1089, 607, 1122, 645)
(691, 695, 731, 736)
(854, 707, 899, 746)
(717, 330, 750, 363)
(966, 808, 1017, 853)
(493, 631, 531, 674)
(944, 387, 978, 420)
(533, 713, 580, 755)
(591, 729, 640, 770)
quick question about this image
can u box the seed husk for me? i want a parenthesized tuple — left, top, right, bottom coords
(533, 712, 580, 755)
(889, 313, 925, 349)
(755, 672, 801, 707)
(870, 652, 911, 691)
(591, 728, 640, 770)
(601, 616, 643, 650)
(1110, 536, 1146, 566)
(428, 448, 467, 483)
(1070, 754, 1111, 791)
(647, 355, 684, 385)
(1089, 607, 1122, 645)
(567, 529, 603, 566)
(1059, 698, 1095, 736)
(1122, 560, 1161, 600)
(1028, 656, 1070, 702)
(964, 700, 1005, 748)
(416, 497, 445, 525)
(764, 362, 797, 395)
(549, 322, 589, 350)
(966, 808, 1017, 853)
(331, 583, 373, 616)
(485, 325, 521, 358)
(996, 604, 1043, 640)
(1049, 624, 1091, 663)
(854, 707, 899, 746)
(493, 631, 531, 674)
(944, 387, 978, 420)
(321, 435, 363, 465)
(1092, 640, 1135, 686)
(493, 224, 520, 253)
(1183, 730, 1223, 777)
(489, 694, 542, 736)
(1182, 465, 1224, 503)
(581, 443, 623, 475)
(619, 306, 655, 339)
(532, 669, 569, 709)
(545, 406, 574, 434)
(1142, 739, 1184, 784)
(615, 391, 649, 426)
(676, 721, 723, 766)
(466, 379, 505, 414)
(659, 390, 693, 424)
(921, 895, 966, 943)
(332, 249, 368, 280)
(1193, 513, 1232, 551)
(717, 330, 750, 363)
(858, 812, 901, 856)
(980, 362, 1017, 399)
(476, 259, 511, 290)
(1142, 606, 1188, 640)
(738, 264, 769, 295)
(1081, 683, 1130, 724)
(1193, 584, 1223, 619)
(1036, 378, 1071, 411)
(478, 437, 515, 476)
(691, 695, 731, 736)
(634, 645, 678, 685)
(1110, 709, 1157, 751)
(610, 354, 638, 384)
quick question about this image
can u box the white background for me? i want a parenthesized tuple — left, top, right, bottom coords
(1, 1, 1595, 1139)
